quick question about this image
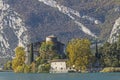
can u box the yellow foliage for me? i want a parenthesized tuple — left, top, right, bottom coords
(12, 46, 26, 72)
(24, 65, 30, 73)
(30, 62, 37, 73)
(15, 66, 24, 73)
(66, 38, 93, 71)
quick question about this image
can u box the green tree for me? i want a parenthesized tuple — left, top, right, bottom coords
(39, 42, 60, 60)
(38, 63, 50, 73)
(116, 37, 120, 66)
(66, 38, 93, 71)
(37, 41, 64, 72)
(99, 41, 120, 67)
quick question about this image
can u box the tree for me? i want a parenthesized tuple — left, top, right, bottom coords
(116, 37, 120, 66)
(66, 38, 93, 71)
(38, 64, 50, 73)
(12, 47, 26, 72)
(15, 66, 24, 73)
(30, 62, 37, 73)
(99, 41, 120, 67)
(4, 61, 12, 70)
(24, 65, 30, 73)
(39, 42, 60, 60)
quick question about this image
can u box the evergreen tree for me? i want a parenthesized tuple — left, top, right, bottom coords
(99, 41, 120, 67)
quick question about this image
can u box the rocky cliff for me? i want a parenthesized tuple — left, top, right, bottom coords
(0, 0, 120, 56)
(0, 0, 29, 57)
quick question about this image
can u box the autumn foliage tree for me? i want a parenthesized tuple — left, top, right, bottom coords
(66, 38, 93, 71)
(12, 47, 26, 72)
(4, 61, 12, 70)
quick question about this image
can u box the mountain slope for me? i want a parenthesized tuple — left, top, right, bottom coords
(38, 0, 101, 38)
(0, 0, 119, 56)
(0, 0, 29, 57)
(7, 0, 120, 42)
(108, 17, 120, 43)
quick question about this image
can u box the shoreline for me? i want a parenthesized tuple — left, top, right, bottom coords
(0, 70, 13, 72)
(1, 67, 120, 73)
(100, 67, 120, 72)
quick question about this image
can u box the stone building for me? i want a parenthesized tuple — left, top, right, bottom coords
(45, 35, 65, 55)
(50, 59, 68, 73)
(25, 35, 65, 65)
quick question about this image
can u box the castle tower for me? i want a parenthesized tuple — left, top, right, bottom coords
(25, 43, 34, 65)
(46, 35, 58, 43)
(46, 35, 65, 58)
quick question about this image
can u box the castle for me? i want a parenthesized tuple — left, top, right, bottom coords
(25, 35, 65, 65)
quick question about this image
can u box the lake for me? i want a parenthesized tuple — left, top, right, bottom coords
(0, 72, 119, 80)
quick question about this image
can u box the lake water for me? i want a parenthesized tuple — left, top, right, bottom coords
(0, 72, 119, 80)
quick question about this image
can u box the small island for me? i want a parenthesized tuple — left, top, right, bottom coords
(3, 35, 120, 73)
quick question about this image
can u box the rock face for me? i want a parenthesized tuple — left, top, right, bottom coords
(108, 17, 120, 43)
(0, 0, 120, 57)
(7, 0, 120, 41)
(38, 0, 101, 38)
(0, 0, 29, 57)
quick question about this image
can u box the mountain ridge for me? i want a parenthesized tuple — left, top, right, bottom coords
(7, 0, 120, 40)
(0, 0, 120, 56)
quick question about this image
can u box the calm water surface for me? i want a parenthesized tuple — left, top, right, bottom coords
(0, 72, 119, 80)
